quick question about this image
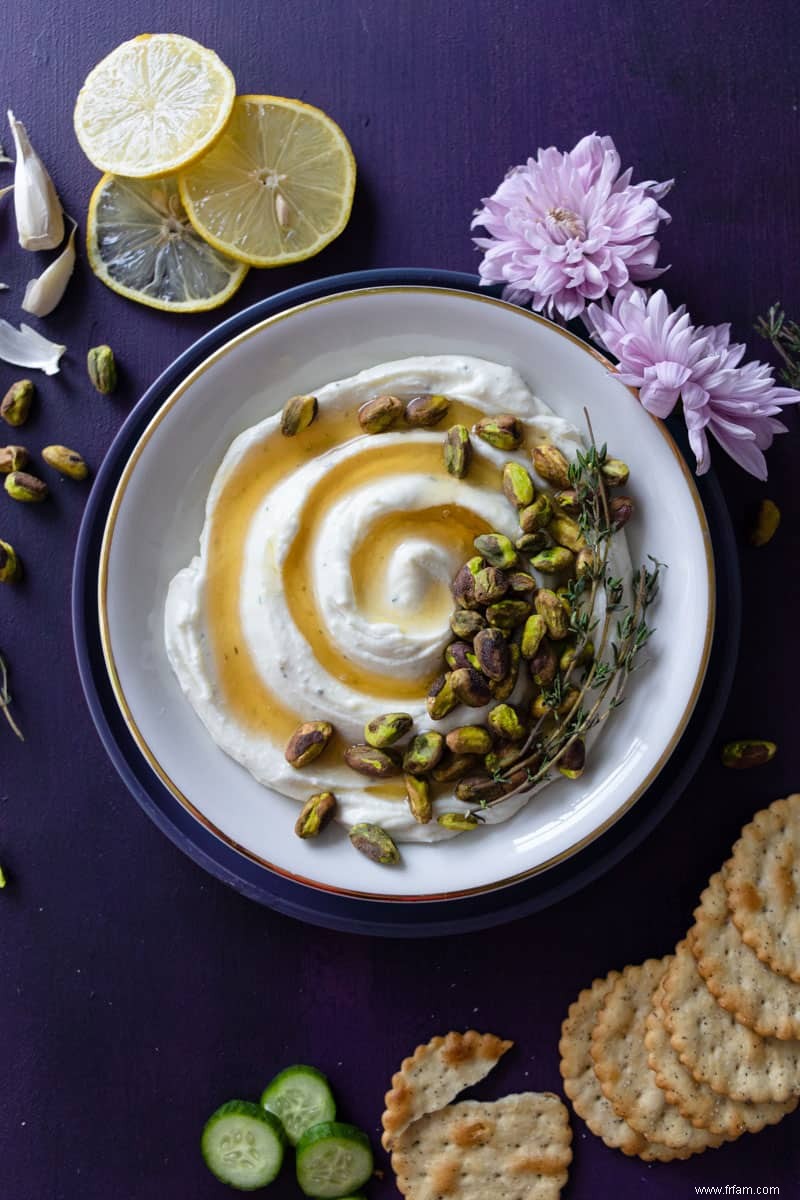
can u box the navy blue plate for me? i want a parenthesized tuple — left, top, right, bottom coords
(72, 269, 741, 937)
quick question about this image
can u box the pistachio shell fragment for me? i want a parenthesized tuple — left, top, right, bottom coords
(502, 461, 535, 509)
(532, 443, 571, 489)
(404, 773, 432, 823)
(285, 721, 333, 768)
(0, 539, 22, 583)
(358, 393, 404, 433)
(405, 392, 450, 427)
(364, 712, 413, 749)
(87, 344, 117, 394)
(344, 743, 399, 778)
(445, 725, 492, 756)
(4, 470, 47, 502)
(0, 446, 29, 474)
(403, 731, 445, 776)
(721, 740, 777, 769)
(449, 609, 485, 639)
(534, 588, 569, 639)
(294, 791, 337, 838)
(473, 627, 509, 681)
(42, 445, 89, 480)
(519, 495, 553, 533)
(281, 393, 318, 436)
(1, 379, 34, 426)
(473, 532, 518, 570)
(437, 812, 480, 832)
(427, 672, 458, 720)
(473, 414, 523, 450)
(349, 822, 400, 864)
(749, 499, 781, 547)
(443, 423, 472, 477)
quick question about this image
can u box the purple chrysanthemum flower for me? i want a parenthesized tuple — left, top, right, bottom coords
(585, 288, 800, 479)
(472, 134, 673, 321)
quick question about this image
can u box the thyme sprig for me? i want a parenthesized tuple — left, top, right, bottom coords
(469, 420, 662, 814)
(0, 654, 24, 741)
(755, 303, 800, 389)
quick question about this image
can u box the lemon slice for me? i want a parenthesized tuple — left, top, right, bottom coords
(178, 95, 356, 267)
(86, 173, 248, 312)
(74, 34, 236, 178)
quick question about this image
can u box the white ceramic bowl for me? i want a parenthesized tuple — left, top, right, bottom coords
(99, 286, 714, 900)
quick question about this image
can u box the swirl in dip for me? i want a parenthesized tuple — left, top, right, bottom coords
(165, 355, 631, 841)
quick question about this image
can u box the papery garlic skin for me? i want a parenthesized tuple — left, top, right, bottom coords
(8, 111, 64, 251)
(22, 223, 77, 317)
(0, 321, 65, 375)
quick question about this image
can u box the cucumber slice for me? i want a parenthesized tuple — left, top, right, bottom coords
(295, 1121, 373, 1198)
(201, 1100, 286, 1191)
(261, 1065, 337, 1146)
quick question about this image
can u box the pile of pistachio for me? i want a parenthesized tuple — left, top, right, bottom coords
(279, 389, 638, 866)
(0, 345, 116, 585)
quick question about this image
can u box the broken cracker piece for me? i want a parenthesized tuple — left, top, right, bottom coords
(381, 1030, 512, 1150)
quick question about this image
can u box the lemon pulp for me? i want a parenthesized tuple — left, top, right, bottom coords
(86, 173, 248, 312)
(74, 33, 236, 178)
(179, 95, 356, 267)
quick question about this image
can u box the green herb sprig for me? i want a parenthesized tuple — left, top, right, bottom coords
(469, 418, 662, 813)
(755, 303, 800, 389)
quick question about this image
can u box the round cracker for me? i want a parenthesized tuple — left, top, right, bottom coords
(726, 794, 800, 984)
(645, 974, 797, 1138)
(559, 971, 650, 1158)
(590, 957, 724, 1156)
(660, 940, 800, 1103)
(691, 870, 800, 1040)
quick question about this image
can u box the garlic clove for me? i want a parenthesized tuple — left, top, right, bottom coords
(0, 185, 13, 200)
(7, 111, 64, 251)
(21, 221, 77, 317)
(0, 321, 65, 375)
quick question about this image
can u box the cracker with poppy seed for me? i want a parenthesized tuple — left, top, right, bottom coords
(725, 794, 800, 984)
(381, 1030, 513, 1150)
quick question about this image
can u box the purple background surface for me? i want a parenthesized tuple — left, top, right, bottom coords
(1, 1, 799, 1196)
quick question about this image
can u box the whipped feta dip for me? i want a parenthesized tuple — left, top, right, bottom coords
(165, 355, 632, 841)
